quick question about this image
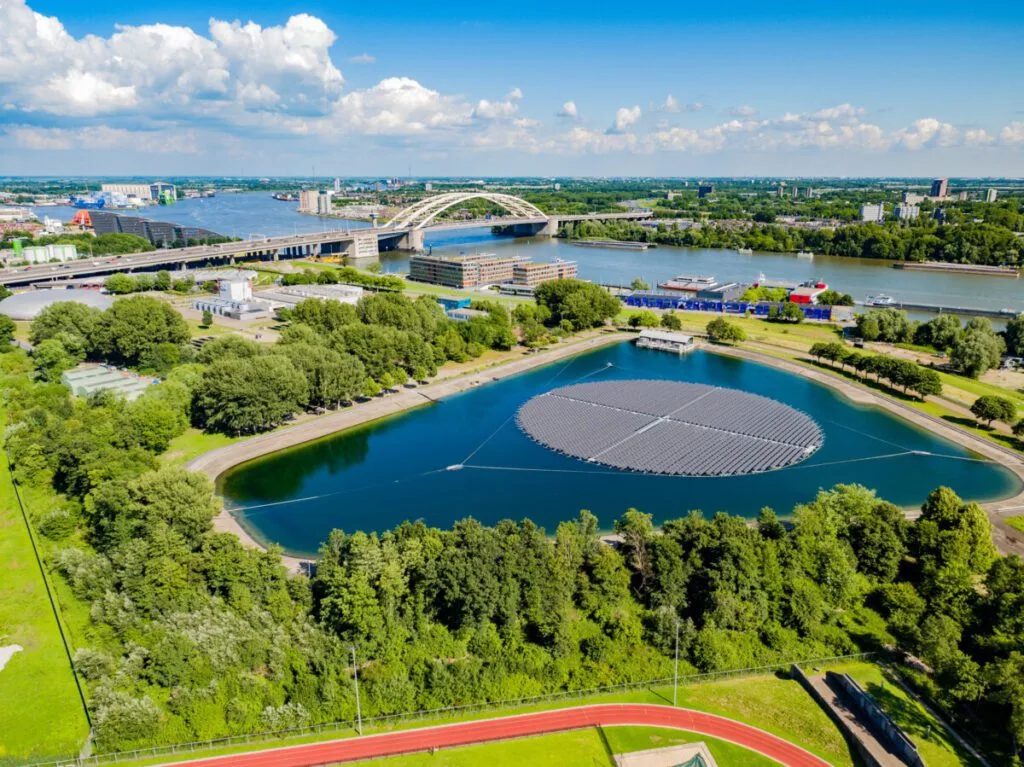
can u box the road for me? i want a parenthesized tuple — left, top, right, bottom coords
(166, 704, 831, 767)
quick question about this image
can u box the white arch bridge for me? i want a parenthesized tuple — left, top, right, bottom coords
(377, 191, 652, 251)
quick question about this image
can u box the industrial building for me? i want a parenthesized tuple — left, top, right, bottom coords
(100, 181, 176, 203)
(512, 259, 578, 287)
(61, 364, 159, 401)
(73, 210, 221, 247)
(436, 296, 472, 311)
(408, 253, 527, 288)
(657, 275, 720, 293)
(257, 283, 364, 307)
(2, 242, 78, 265)
(193, 277, 271, 320)
(446, 307, 491, 322)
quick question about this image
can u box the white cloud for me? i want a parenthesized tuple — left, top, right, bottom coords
(9, 124, 201, 153)
(659, 95, 680, 113)
(610, 105, 641, 133)
(892, 118, 959, 150)
(330, 77, 473, 135)
(349, 53, 376, 64)
(506, 87, 523, 101)
(1000, 122, 1024, 145)
(964, 128, 995, 147)
(473, 98, 520, 121)
(729, 105, 759, 117)
(33, 70, 138, 115)
(808, 103, 865, 122)
(556, 100, 579, 120)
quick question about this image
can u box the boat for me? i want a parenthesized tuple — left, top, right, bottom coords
(796, 250, 814, 259)
(70, 195, 106, 210)
(865, 294, 897, 307)
(737, 247, 753, 255)
(272, 193, 299, 202)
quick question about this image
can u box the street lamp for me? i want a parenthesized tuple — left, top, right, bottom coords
(350, 645, 363, 735)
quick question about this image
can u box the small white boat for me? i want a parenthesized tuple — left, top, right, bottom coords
(796, 250, 814, 259)
(737, 247, 753, 255)
(866, 294, 897, 307)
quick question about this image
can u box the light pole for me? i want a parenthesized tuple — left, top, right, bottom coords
(350, 645, 362, 735)
(673, 617, 680, 707)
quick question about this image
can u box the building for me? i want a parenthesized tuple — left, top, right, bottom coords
(859, 204, 885, 223)
(100, 181, 176, 203)
(436, 296, 472, 311)
(497, 283, 536, 297)
(666, 191, 679, 201)
(957, 190, 968, 201)
(512, 259, 578, 287)
(18, 243, 78, 264)
(636, 329, 696, 354)
(408, 252, 527, 288)
(333, 177, 341, 193)
(0, 206, 36, 223)
(695, 282, 744, 301)
(61, 364, 159, 402)
(930, 178, 948, 199)
(789, 280, 829, 304)
(317, 191, 333, 216)
(298, 189, 319, 213)
(986, 188, 998, 203)
(895, 203, 920, 221)
(446, 307, 491, 322)
(424, 182, 433, 192)
(903, 192, 926, 205)
(657, 275, 720, 293)
(72, 210, 220, 246)
(697, 184, 715, 198)
(0, 288, 114, 320)
(258, 283, 364, 306)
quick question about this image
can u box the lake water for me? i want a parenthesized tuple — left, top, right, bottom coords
(219, 342, 1020, 557)
(33, 192, 1023, 315)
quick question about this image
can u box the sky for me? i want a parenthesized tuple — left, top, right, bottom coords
(1, 0, 1023, 177)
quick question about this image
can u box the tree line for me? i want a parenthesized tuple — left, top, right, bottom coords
(809, 342, 943, 399)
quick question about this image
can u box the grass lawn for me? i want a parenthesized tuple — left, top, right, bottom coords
(0, 440, 90, 759)
(602, 726, 777, 766)
(832, 662, 982, 767)
(163, 428, 241, 466)
(359, 728, 610, 767)
(670, 671, 856, 767)
(1007, 516, 1024, 533)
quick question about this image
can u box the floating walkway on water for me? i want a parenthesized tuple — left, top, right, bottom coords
(516, 379, 823, 477)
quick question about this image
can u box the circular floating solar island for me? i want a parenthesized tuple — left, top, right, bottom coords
(516, 379, 823, 477)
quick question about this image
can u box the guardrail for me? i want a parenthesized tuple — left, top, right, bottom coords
(15, 652, 876, 767)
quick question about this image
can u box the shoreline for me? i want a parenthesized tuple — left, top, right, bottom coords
(188, 331, 630, 571)
(190, 334, 1024, 570)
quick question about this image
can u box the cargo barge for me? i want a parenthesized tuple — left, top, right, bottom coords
(573, 239, 649, 250)
(894, 262, 1019, 277)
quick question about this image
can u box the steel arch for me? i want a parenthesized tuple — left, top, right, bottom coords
(386, 192, 546, 230)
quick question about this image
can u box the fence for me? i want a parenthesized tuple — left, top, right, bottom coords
(828, 671, 923, 767)
(19, 652, 876, 767)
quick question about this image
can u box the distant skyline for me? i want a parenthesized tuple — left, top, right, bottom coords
(2, 0, 1023, 177)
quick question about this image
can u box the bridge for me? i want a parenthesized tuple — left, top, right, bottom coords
(1, 193, 652, 287)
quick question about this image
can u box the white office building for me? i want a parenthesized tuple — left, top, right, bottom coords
(986, 188, 999, 203)
(16, 243, 78, 264)
(895, 204, 920, 221)
(859, 204, 885, 223)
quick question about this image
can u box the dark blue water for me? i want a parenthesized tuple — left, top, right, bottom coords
(220, 343, 1020, 556)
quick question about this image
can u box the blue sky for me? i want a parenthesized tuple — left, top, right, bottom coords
(2, 0, 1022, 176)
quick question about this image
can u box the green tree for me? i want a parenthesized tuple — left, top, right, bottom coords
(201, 309, 213, 328)
(1003, 314, 1024, 357)
(93, 296, 190, 367)
(193, 355, 307, 434)
(915, 314, 963, 352)
(0, 314, 15, 347)
(630, 277, 650, 291)
(33, 338, 81, 381)
(628, 310, 660, 328)
(951, 319, 1005, 378)
(660, 312, 682, 330)
(705, 318, 745, 343)
(970, 394, 1017, 426)
(104, 274, 138, 294)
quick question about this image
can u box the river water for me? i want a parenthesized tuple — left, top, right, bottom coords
(32, 192, 1024, 314)
(219, 343, 1020, 557)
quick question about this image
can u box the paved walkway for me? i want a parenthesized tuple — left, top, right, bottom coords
(804, 674, 906, 767)
(163, 704, 831, 767)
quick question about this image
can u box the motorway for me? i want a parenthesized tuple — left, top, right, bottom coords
(164, 704, 831, 767)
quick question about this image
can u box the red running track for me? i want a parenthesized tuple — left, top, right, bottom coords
(177, 704, 832, 767)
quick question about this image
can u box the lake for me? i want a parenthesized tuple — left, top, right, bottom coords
(219, 342, 1020, 557)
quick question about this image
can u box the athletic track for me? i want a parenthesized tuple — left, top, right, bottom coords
(175, 704, 832, 767)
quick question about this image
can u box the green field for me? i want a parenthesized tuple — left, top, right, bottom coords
(363, 725, 778, 766)
(0, 440, 90, 759)
(1007, 516, 1024, 533)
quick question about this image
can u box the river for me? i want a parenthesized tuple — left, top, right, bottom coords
(219, 343, 1020, 557)
(32, 192, 1023, 315)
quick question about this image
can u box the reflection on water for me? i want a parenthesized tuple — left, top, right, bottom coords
(220, 343, 1020, 557)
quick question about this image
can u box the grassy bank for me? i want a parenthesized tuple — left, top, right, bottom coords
(0, 434, 90, 759)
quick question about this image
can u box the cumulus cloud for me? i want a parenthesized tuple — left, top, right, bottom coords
(556, 100, 580, 120)
(654, 95, 702, 114)
(331, 77, 473, 135)
(964, 128, 995, 147)
(1001, 122, 1024, 145)
(8, 124, 202, 153)
(892, 118, 959, 150)
(729, 105, 758, 117)
(349, 53, 376, 64)
(506, 87, 523, 101)
(610, 105, 641, 133)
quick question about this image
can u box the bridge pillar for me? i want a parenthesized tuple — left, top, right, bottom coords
(540, 217, 560, 237)
(399, 229, 425, 252)
(229, 255, 236, 266)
